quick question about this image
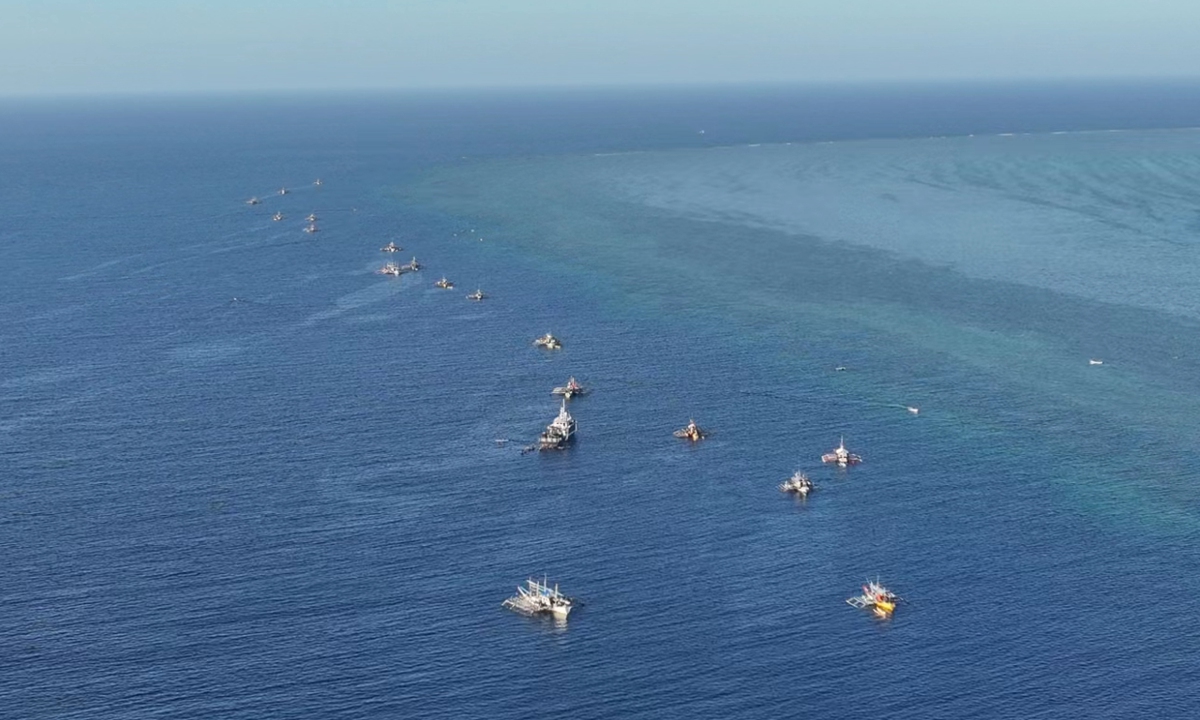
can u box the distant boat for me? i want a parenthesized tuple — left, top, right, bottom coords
(467, 289, 486, 301)
(1089, 359, 1104, 366)
(534, 333, 562, 350)
(906, 406, 920, 415)
(272, 211, 283, 222)
(245, 197, 261, 205)
(502, 577, 574, 619)
(673, 419, 707, 442)
(378, 262, 402, 276)
(835, 366, 847, 372)
(552, 376, 587, 398)
(821, 437, 862, 466)
(303, 223, 318, 234)
(380, 242, 401, 253)
(435, 277, 454, 289)
(279, 187, 288, 195)
(779, 471, 816, 497)
(313, 178, 323, 186)
(847, 579, 901, 619)
(306, 213, 318, 222)
(539, 400, 576, 450)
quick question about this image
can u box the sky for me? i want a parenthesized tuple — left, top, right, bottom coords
(2, 0, 1199, 96)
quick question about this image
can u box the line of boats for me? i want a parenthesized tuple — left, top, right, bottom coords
(244, 185, 901, 624)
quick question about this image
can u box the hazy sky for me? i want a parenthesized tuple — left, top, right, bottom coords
(3, 0, 1199, 95)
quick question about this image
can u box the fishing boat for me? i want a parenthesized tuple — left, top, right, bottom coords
(846, 580, 901, 618)
(401, 257, 420, 272)
(306, 213, 318, 222)
(539, 400, 576, 450)
(779, 471, 816, 497)
(279, 187, 288, 196)
(303, 223, 318, 234)
(245, 197, 261, 205)
(534, 333, 562, 350)
(1089, 359, 1104, 366)
(821, 437, 862, 466)
(502, 577, 575, 619)
(673, 419, 707, 442)
(380, 242, 400, 253)
(272, 211, 284, 221)
(313, 178, 323, 186)
(906, 406, 920, 415)
(378, 262, 403, 276)
(435, 277, 454, 289)
(467, 289, 486, 301)
(552, 376, 587, 398)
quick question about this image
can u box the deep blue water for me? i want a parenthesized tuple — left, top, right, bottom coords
(4, 83, 1200, 718)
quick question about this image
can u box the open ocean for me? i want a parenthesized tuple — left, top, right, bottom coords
(4, 82, 1200, 718)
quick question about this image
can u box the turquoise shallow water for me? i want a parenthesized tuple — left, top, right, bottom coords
(3, 89, 1200, 718)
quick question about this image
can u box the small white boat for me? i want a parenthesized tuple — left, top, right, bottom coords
(552, 377, 587, 398)
(303, 223, 318, 234)
(779, 471, 816, 497)
(534, 333, 562, 350)
(378, 262, 403, 276)
(673, 419, 707, 442)
(467, 289, 486, 301)
(1089, 359, 1104, 366)
(435, 277, 454, 289)
(906, 406, 920, 415)
(313, 178, 323, 186)
(245, 197, 261, 205)
(279, 187, 288, 195)
(380, 242, 401, 253)
(272, 211, 284, 222)
(502, 577, 575, 619)
(306, 213, 318, 222)
(821, 437, 862, 466)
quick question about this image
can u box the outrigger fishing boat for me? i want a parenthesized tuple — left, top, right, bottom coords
(846, 580, 901, 619)
(378, 262, 403, 276)
(246, 197, 261, 205)
(303, 223, 318, 234)
(779, 471, 816, 497)
(502, 577, 575, 619)
(402, 257, 421, 271)
(313, 178, 323, 186)
(435, 277, 454, 289)
(272, 211, 284, 221)
(306, 213, 318, 222)
(674, 419, 707, 442)
(380, 241, 401, 253)
(278, 187, 288, 196)
(467, 289, 486, 301)
(552, 377, 586, 399)
(539, 400, 576, 450)
(821, 437, 862, 466)
(534, 333, 562, 350)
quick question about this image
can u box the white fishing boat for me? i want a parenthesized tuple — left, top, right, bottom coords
(272, 211, 284, 221)
(821, 437, 862, 466)
(403, 257, 421, 272)
(534, 333, 562, 350)
(906, 406, 920, 415)
(539, 400, 576, 450)
(779, 471, 816, 497)
(381, 241, 400, 253)
(502, 577, 574, 619)
(306, 213, 318, 222)
(313, 178, 323, 186)
(279, 187, 288, 195)
(378, 262, 403, 276)
(435, 277, 454, 289)
(467, 289, 486, 301)
(1089, 359, 1104, 366)
(303, 223, 318, 234)
(246, 196, 261, 205)
(673, 419, 707, 442)
(552, 376, 586, 398)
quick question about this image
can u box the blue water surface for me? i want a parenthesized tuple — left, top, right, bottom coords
(3, 83, 1200, 719)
